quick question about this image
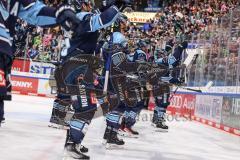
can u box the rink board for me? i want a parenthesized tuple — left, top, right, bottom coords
(11, 71, 55, 98)
(149, 91, 240, 136)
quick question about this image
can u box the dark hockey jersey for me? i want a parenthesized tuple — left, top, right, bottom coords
(67, 6, 120, 55)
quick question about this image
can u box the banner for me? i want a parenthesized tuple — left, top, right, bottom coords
(11, 71, 53, 96)
(12, 59, 56, 75)
(221, 97, 240, 129)
(195, 95, 223, 123)
(29, 61, 55, 75)
(11, 76, 38, 94)
(124, 12, 157, 23)
(168, 94, 196, 117)
(12, 59, 30, 72)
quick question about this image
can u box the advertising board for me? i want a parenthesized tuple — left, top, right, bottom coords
(168, 94, 196, 117)
(221, 97, 240, 129)
(195, 95, 223, 123)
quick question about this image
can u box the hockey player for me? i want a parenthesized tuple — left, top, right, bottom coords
(118, 40, 148, 137)
(132, 40, 148, 62)
(152, 40, 188, 130)
(120, 39, 188, 133)
(48, 0, 133, 159)
(102, 32, 128, 148)
(132, 40, 149, 113)
(0, 0, 82, 125)
(152, 89, 170, 131)
(103, 33, 158, 139)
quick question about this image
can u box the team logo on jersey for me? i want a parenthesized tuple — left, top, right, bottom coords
(90, 92, 97, 104)
(0, 69, 6, 87)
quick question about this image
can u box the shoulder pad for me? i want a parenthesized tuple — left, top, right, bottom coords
(76, 12, 93, 21)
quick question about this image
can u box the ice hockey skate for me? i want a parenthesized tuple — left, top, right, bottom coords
(63, 142, 90, 160)
(118, 125, 139, 138)
(152, 118, 169, 132)
(103, 126, 125, 149)
(48, 110, 73, 130)
(0, 117, 5, 127)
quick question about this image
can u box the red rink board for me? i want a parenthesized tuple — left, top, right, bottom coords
(12, 59, 30, 72)
(168, 94, 196, 117)
(11, 76, 38, 94)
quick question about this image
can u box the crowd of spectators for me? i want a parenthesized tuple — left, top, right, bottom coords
(14, 0, 64, 62)
(14, 0, 240, 87)
(14, 19, 63, 62)
(122, 0, 240, 86)
(124, 0, 239, 55)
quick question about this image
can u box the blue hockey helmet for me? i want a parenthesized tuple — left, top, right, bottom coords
(110, 32, 128, 48)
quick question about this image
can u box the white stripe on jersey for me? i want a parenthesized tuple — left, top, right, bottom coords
(24, 2, 36, 10)
(0, 36, 12, 46)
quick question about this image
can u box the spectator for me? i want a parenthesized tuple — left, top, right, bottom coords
(28, 45, 39, 59)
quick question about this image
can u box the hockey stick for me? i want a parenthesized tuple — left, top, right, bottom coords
(103, 24, 115, 94)
(103, 55, 111, 94)
(179, 87, 202, 93)
(177, 81, 214, 93)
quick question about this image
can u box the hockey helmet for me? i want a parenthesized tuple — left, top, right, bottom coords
(69, 0, 94, 11)
(111, 32, 128, 47)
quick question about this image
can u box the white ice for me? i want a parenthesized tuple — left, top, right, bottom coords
(0, 94, 240, 160)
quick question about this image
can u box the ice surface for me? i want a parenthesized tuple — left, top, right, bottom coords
(0, 94, 240, 160)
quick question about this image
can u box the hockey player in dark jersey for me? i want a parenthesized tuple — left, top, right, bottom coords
(0, 0, 81, 125)
(49, 0, 121, 127)
(132, 40, 148, 62)
(48, 0, 133, 159)
(118, 39, 188, 135)
(117, 40, 148, 137)
(152, 40, 188, 131)
(102, 31, 128, 148)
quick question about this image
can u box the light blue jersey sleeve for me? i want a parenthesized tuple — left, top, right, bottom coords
(76, 5, 120, 32)
(18, 0, 56, 27)
(0, 17, 12, 56)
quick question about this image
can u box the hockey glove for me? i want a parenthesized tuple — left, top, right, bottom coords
(56, 5, 80, 31)
(169, 77, 185, 85)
